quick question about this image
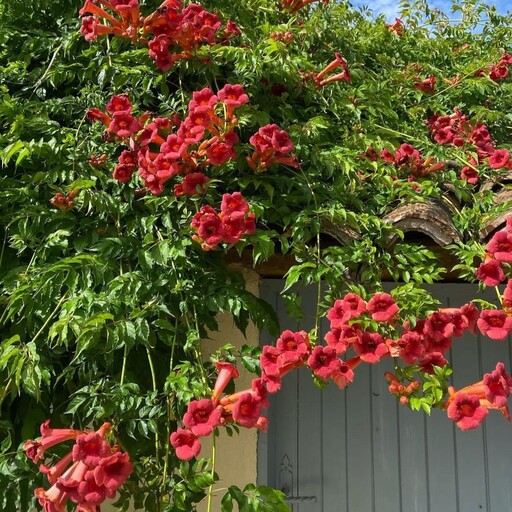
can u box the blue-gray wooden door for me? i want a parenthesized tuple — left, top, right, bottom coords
(258, 281, 512, 512)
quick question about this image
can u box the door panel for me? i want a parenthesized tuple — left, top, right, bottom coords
(259, 281, 512, 512)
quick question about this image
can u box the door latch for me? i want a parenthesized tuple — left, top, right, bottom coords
(281, 485, 317, 503)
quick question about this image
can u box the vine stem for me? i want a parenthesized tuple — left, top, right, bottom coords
(119, 260, 127, 387)
(315, 229, 322, 341)
(0, 229, 6, 272)
(193, 305, 208, 386)
(119, 345, 128, 386)
(161, 400, 171, 494)
(164, 239, 208, 385)
(495, 285, 503, 303)
(31, 293, 68, 345)
(161, 318, 179, 495)
(25, 251, 37, 275)
(146, 347, 160, 464)
(206, 433, 216, 512)
(0, 378, 13, 408)
(31, 42, 63, 93)
(299, 169, 322, 341)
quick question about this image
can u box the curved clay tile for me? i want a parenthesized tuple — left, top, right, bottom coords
(479, 189, 512, 240)
(320, 216, 361, 245)
(480, 171, 512, 192)
(383, 199, 461, 246)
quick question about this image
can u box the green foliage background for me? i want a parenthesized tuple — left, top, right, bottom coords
(0, 0, 511, 510)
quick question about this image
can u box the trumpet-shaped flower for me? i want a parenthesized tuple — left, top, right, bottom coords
(307, 346, 341, 380)
(35, 485, 69, 512)
(211, 362, 239, 404)
(93, 451, 133, 491)
(366, 292, 399, 322)
(487, 231, 512, 263)
(330, 360, 356, 389)
(353, 331, 389, 364)
(232, 393, 263, 428)
(483, 362, 512, 407)
(217, 84, 249, 109)
(183, 399, 222, 436)
(447, 392, 488, 431)
(170, 428, 201, 460)
(326, 293, 366, 327)
(324, 324, 359, 354)
(397, 331, 426, 364)
(477, 309, 512, 340)
(24, 421, 83, 463)
(276, 330, 310, 364)
(476, 259, 505, 287)
(460, 302, 479, 334)
(72, 433, 111, 467)
(260, 345, 281, 377)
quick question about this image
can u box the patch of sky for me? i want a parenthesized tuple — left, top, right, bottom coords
(350, 0, 510, 21)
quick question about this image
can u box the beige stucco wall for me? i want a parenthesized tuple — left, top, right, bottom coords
(103, 266, 260, 512)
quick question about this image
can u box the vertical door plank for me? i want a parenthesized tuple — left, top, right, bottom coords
(321, 311, 348, 512)
(321, 382, 348, 512)
(451, 325, 488, 511)
(425, 408, 458, 512)
(258, 280, 279, 488)
(398, 405, 429, 512)
(346, 362, 375, 512)
(270, 280, 300, 509)
(371, 360, 401, 512)
(480, 331, 512, 512)
(296, 285, 323, 512)
(425, 286, 457, 512)
(297, 366, 323, 512)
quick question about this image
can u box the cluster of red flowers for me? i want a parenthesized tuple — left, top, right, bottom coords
(50, 190, 78, 211)
(378, 142, 446, 180)
(427, 108, 511, 184)
(474, 52, 512, 82)
(79, 0, 141, 43)
(88, 154, 108, 168)
(171, 327, 362, 460)
(387, 18, 404, 35)
(144, 2, 239, 71)
(24, 421, 133, 512)
(88, 85, 249, 195)
(414, 74, 436, 94)
(262, 329, 362, 392)
(171, 286, 512, 462)
(300, 52, 351, 88)
(326, 290, 512, 431)
(190, 192, 256, 250)
(476, 219, 512, 331)
(428, 109, 491, 155)
(326, 292, 473, 369)
(170, 361, 267, 460)
(281, 0, 329, 13)
(247, 123, 299, 171)
(269, 31, 294, 45)
(80, 0, 239, 72)
(384, 372, 420, 405)
(446, 362, 512, 430)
